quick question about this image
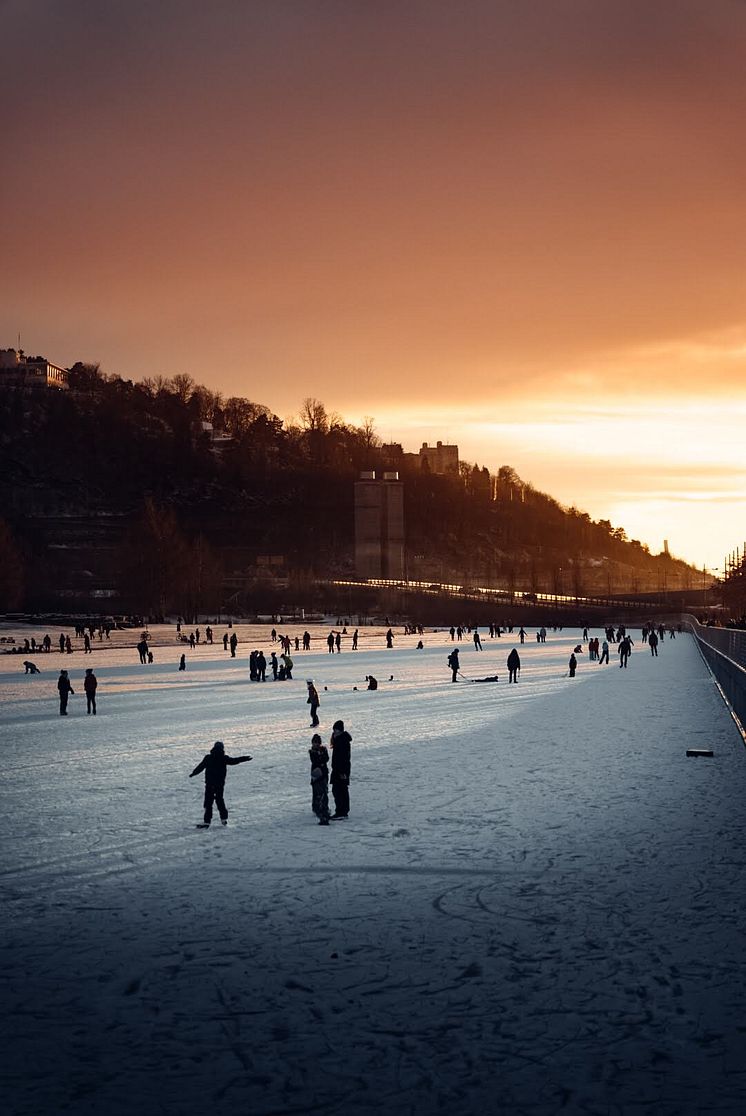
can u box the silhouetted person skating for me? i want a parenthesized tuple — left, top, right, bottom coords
(507, 648, 521, 683)
(306, 679, 320, 726)
(619, 635, 632, 668)
(190, 741, 252, 827)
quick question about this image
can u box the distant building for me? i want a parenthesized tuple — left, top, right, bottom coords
(419, 440, 459, 475)
(354, 471, 405, 580)
(380, 442, 404, 468)
(0, 348, 69, 390)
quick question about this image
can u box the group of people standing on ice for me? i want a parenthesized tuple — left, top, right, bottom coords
(308, 721, 352, 825)
(188, 719, 352, 829)
(56, 668, 98, 715)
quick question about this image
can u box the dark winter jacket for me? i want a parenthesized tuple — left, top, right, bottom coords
(57, 674, 74, 696)
(190, 752, 251, 787)
(330, 729, 352, 781)
(507, 649, 521, 671)
(83, 673, 97, 694)
(309, 743, 329, 778)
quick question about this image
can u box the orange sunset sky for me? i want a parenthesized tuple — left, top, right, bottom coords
(2, 0, 745, 572)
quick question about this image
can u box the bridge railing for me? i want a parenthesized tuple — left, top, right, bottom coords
(684, 615, 746, 739)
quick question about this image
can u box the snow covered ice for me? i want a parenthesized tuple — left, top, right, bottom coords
(2, 622, 746, 1115)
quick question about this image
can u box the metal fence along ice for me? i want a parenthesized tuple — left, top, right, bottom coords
(685, 615, 746, 741)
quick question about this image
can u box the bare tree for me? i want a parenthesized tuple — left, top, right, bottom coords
(141, 375, 170, 397)
(300, 397, 329, 434)
(223, 397, 269, 437)
(170, 373, 195, 404)
(360, 416, 380, 451)
(191, 387, 224, 424)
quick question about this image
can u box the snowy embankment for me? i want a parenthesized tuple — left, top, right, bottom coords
(1, 622, 745, 1115)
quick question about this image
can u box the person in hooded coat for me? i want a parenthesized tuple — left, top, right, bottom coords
(568, 653, 577, 678)
(330, 719, 352, 819)
(189, 741, 252, 827)
(507, 648, 521, 683)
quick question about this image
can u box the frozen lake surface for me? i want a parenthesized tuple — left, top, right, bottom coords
(1, 620, 745, 1115)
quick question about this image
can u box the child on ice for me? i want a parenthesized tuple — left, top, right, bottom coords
(309, 733, 330, 825)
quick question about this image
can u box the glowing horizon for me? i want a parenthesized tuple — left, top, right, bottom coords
(3, 1, 745, 572)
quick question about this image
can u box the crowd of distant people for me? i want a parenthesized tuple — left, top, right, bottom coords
(11, 610, 693, 830)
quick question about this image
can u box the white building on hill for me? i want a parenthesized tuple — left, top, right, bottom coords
(0, 348, 69, 389)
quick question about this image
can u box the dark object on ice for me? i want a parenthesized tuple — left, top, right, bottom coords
(507, 648, 521, 683)
(23, 661, 40, 674)
(447, 648, 460, 682)
(473, 675, 499, 683)
(366, 675, 378, 690)
(179, 654, 186, 671)
(190, 740, 252, 826)
(686, 749, 714, 758)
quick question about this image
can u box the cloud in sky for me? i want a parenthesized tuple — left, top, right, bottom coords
(2, 0, 745, 567)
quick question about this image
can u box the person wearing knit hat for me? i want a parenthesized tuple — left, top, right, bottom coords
(306, 679, 320, 727)
(189, 740, 252, 828)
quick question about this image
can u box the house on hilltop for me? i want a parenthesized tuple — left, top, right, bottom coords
(0, 348, 69, 390)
